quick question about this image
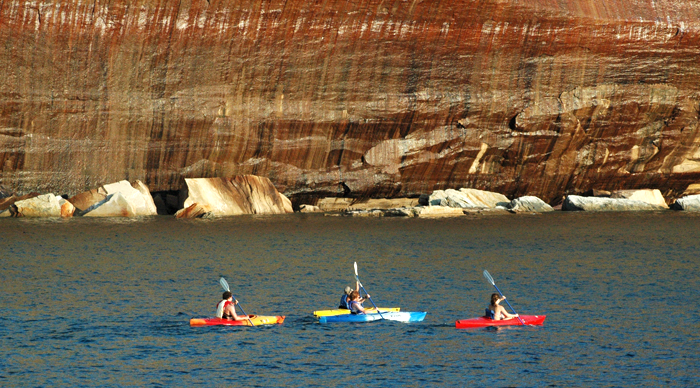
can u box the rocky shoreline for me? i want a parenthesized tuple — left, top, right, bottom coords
(2, 175, 700, 219)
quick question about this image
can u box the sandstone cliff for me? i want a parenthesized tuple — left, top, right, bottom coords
(1, 0, 700, 204)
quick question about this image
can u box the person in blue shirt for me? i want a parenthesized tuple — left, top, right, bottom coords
(348, 291, 370, 314)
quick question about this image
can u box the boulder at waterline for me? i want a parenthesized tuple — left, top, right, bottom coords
(175, 203, 210, 218)
(69, 180, 158, 216)
(12, 194, 63, 217)
(562, 195, 668, 211)
(507, 196, 554, 213)
(609, 189, 668, 209)
(670, 194, 700, 211)
(180, 176, 292, 216)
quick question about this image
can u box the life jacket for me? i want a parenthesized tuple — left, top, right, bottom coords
(349, 300, 365, 315)
(485, 308, 495, 320)
(339, 294, 350, 309)
(216, 300, 233, 319)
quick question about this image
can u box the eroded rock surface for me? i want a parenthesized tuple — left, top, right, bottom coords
(1, 1, 700, 203)
(70, 180, 157, 216)
(181, 176, 293, 216)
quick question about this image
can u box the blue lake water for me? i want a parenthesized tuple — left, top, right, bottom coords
(1, 212, 699, 387)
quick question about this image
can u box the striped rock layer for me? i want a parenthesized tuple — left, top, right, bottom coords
(1, 0, 700, 204)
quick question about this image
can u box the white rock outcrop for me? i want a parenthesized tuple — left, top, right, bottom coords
(562, 195, 667, 211)
(428, 188, 509, 209)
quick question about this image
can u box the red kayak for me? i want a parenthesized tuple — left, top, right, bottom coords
(190, 315, 285, 326)
(455, 315, 546, 329)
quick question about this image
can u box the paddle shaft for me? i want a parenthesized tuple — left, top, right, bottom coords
(356, 277, 384, 319)
(491, 283, 526, 325)
(353, 262, 385, 319)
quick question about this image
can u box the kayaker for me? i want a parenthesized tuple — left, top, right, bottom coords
(486, 293, 519, 321)
(348, 290, 370, 314)
(216, 291, 248, 321)
(339, 280, 365, 309)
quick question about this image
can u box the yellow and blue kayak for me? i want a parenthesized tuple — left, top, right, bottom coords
(313, 307, 400, 317)
(318, 311, 426, 323)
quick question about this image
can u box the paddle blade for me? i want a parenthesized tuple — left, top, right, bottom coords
(483, 270, 495, 286)
(219, 277, 230, 292)
(354, 262, 358, 276)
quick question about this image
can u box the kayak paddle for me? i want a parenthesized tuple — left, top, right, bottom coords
(482, 270, 526, 325)
(219, 277, 254, 327)
(354, 262, 385, 319)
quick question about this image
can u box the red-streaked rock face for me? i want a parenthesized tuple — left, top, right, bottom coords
(1, 0, 700, 204)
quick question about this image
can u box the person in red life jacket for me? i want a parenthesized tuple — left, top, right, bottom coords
(216, 291, 248, 321)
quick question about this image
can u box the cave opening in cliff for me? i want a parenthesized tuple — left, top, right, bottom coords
(151, 191, 181, 215)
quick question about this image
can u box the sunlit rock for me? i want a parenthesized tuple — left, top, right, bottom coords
(681, 184, 700, 197)
(670, 194, 700, 211)
(59, 197, 75, 217)
(350, 198, 419, 210)
(299, 204, 322, 213)
(429, 189, 509, 209)
(609, 189, 668, 209)
(175, 203, 210, 218)
(562, 195, 667, 211)
(83, 192, 134, 217)
(415, 206, 466, 218)
(13, 194, 63, 217)
(0, 193, 40, 215)
(180, 176, 293, 216)
(69, 180, 157, 216)
(507, 196, 554, 213)
(317, 198, 354, 212)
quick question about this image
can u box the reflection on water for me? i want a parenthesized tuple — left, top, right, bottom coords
(1, 212, 699, 386)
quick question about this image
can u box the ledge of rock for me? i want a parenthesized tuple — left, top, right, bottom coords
(428, 189, 510, 209)
(562, 195, 668, 211)
(317, 197, 419, 212)
(180, 175, 292, 216)
(299, 204, 322, 213)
